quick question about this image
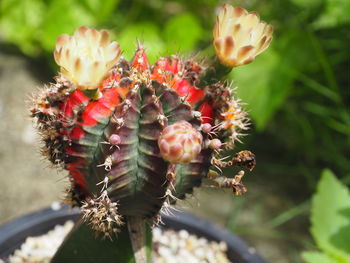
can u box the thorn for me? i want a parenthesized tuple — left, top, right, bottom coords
(192, 111, 201, 119)
(157, 114, 167, 126)
(136, 39, 144, 49)
(122, 99, 131, 112)
(97, 156, 113, 171)
(165, 188, 179, 202)
(97, 177, 109, 192)
(111, 116, 124, 129)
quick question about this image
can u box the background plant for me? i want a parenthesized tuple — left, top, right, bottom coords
(2, 0, 349, 189)
(303, 169, 350, 263)
(26, 3, 270, 261)
(1, 0, 350, 262)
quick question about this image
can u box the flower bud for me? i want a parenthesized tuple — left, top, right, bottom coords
(158, 121, 202, 164)
(201, 123, 212, 133)
(209, 139, 222, 150)
(109, 134, 121, 145)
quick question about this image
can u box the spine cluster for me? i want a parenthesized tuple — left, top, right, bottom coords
(30, 4, 273, 236)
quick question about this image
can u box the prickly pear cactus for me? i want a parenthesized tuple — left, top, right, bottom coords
(30, 4, 272, 263)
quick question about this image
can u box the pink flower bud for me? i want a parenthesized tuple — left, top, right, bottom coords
(201, 123, 212, 133)
(209, 139, 222, 150)
(158, 121, 202, 164)
(109, 134, 121, 145)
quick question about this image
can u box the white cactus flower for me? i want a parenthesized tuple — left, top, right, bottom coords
(213, 4, 273, 67)
(54, 26, 121, 90)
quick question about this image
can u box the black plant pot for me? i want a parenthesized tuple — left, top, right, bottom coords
(0, 205, 266, 263)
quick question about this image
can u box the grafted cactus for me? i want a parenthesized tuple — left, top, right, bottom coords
(30, 4, 272, 263)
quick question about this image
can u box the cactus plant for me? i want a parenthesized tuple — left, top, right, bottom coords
(30, 4, 272, 263)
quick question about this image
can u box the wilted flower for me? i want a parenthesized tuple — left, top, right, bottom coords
(213, 4, 273, 67)
(54, 26, 121, 90)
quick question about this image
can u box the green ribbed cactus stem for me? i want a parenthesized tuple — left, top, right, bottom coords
(127, 217, 149, 263)
(51, 218, 152, 263)
(198, 59, 232, 87)
(30, 4, 273, 261)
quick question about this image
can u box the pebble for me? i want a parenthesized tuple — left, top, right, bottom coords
(6, 222, 232, 263)
(7, 221, 74, 263)
(153, 229, 231, 263)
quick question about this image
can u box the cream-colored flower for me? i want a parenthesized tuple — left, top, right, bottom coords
(213, 4, 273, 67)
(54, 26, 121, 90)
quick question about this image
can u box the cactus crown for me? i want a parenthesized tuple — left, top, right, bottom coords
(31, 4, 272, 241)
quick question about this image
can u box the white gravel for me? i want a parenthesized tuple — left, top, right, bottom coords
(153, 228, 231, 263)
(7, 221, 74, 263)
(6, 221, 231, 263)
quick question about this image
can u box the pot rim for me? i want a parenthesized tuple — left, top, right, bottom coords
(0, 204, 266, 263)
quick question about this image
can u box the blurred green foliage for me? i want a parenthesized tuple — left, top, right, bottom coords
(0, 0, 210, 62)
(1, 0, 349, 190)
(0, 0, 119, 55)
(230, 0, 350, 193)
(303, 170, 350, 263)
(1, 0, 350, 261)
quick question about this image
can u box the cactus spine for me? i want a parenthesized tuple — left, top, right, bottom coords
(30, 4, 273, 262)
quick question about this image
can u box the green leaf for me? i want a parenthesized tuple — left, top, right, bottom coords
(290, 0, 322, 8)
(78, 0, 119, 23)
(310, 169, 350, 262)
(232, 47, 292, 130)
(163, 13, 203, 54)
(313, 0, 350, 28)
(232, 31, 315, 130)
(40, 0, 95, 52)
(117, 23, 165, 63)
(0, 0, 45, 55)
(302, 251, 339, 263)
(0, 0, 118, 56)
(51, 218, 152, 263)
